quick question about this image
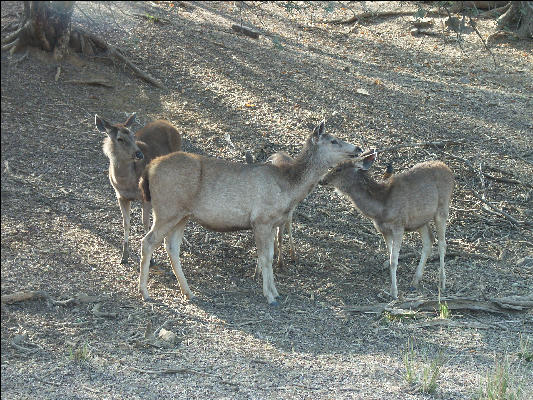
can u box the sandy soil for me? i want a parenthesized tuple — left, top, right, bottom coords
(2, 2, 532, 399)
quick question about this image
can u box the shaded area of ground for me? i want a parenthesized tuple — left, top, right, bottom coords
(2, 2, 532, 399)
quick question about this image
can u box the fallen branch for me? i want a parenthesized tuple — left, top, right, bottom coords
(231, 24, 260, 39)
(469, 191, 528, 227)
(346, 295, 533, 315)
(482, 172, 532, 188)
(65, 78, 114, 88)
(1, 290, 107, 306)
(77, 29, 164, 89)
(397, 249, 497, 262)
(1, 290, 49, 304)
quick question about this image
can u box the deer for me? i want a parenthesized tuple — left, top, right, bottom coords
(319, 152, 454, 299)
(95, 113, 181, 264)
(138, 120, 363, 305)
(264, 151, 297, 269)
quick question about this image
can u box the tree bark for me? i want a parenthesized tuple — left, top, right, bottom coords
(497, 1, 533, 39)
(2, 1, 75, 59)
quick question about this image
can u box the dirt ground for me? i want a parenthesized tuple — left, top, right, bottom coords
(1, 1, 532, 399)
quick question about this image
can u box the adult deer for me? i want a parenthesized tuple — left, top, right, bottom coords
(138, 120, 362, 305)
(95, 113, 181, 264)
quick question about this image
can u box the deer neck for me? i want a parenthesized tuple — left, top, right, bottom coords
(284, 143, 329, 203)
(345, 171, 388, 219)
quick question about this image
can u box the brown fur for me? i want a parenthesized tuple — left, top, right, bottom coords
(137, 121, 362, 305)
(96, 114, 181, 264)
(321, 159, 454, 298)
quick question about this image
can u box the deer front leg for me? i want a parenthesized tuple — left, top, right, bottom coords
(389, 230, 404, 299)
(435, 214, 448, 292)
(382, 233, 393, 270)
(118, 197, 131, 264)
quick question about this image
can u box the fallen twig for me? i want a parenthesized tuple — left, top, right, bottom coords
(469, 191, 528, 227)
(65, 78, 114, 88)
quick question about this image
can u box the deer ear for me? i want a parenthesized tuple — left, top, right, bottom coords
(124, 112, 136, 128)
(311, 119, 325, 144)
(95, 114, 111, 133)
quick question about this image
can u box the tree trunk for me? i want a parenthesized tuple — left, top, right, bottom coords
(497, 1, 533, 39)
(2, 1, 75, 60)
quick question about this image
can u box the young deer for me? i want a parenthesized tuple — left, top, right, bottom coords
(265, 151, 297, 269)
(138, 121, 362, 305)
(95, 113, 181, 264)
(320, 154, 454, 298)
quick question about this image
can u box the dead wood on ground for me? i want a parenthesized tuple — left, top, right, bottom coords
(345, 295, 533, 315)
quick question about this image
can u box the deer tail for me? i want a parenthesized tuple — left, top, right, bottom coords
(139, 168, 151, 203)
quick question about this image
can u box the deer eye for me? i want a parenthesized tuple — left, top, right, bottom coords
(331, 140, 338, 145)
(117, 137, 124, 143)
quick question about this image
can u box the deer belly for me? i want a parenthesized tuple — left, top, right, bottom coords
(193, 207, 252, 232)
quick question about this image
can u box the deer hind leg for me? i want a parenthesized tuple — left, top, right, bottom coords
(118, 197, 131, 264)
(412, 224, 432, 288)
(254, 225, 278, 305)
(164, 217, 193, 300)
(139, 218, 176, 301)
(389, 230, 404, 299)
(141, 201, 157, 266)
(435, 213, 448, 292)
(287, 210, 296, 263)
(275, 224, 284, 269)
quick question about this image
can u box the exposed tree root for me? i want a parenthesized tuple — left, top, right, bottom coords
(2, 22, 164, 88)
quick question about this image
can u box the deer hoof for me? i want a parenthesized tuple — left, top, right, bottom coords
(269, 300, 279, 307)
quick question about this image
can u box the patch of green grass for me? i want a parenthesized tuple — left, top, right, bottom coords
(439, 301, 451, 319)
(404, 338, 417, 385)
(68, 342, 91, 362)
(477, 355, 524, 400)
(517, 334, 532, 362)
(402, 337, 443, 394)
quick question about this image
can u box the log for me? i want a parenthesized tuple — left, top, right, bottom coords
(1, 290, 48, 304)
(345, 295, 533, 315)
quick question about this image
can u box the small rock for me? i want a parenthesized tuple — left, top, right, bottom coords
(158, 328, 177, 343)
(517, 256, 533, 268)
